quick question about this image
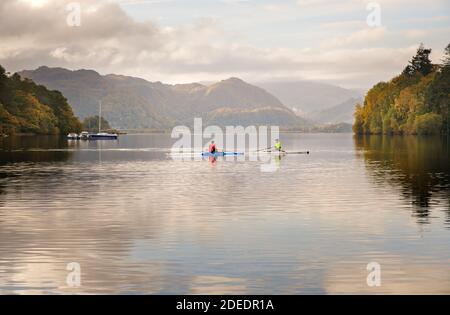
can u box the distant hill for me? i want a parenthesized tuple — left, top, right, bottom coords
(310, 122, 353, 133)
(311, 97, 363, 124)
(256, 81, 363, 117)
(20, 67, 309, 130)
(0, 65, 81, 135)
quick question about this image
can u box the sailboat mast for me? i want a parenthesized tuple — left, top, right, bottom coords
(99, 100, 102, 133)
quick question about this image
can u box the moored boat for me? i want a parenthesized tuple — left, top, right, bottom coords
(80, 131, 89, 140)
(89, 132, 118, 140)
(87, 101, 119, 140)
(67, 133, 80, 140)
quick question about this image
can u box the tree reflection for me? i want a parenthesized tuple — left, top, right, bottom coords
(0, 135, 73, 207)
(354, 135, 450, 225)
(0, 135, 72, 165)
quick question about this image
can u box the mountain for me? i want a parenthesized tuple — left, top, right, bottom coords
(20, 67, 308, 130)
(256, 81, 364, 116)
(0, 65, 81, 135)
(311, 97, 363, 124)
(19, 67, 171, 129)
(310, 123, 353, 133)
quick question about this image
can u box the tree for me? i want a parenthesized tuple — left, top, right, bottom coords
(0, 103, 19, 135)
(403, 43, 433, 76)
(83, 115, 112, 132)
(0, 64, 82, 135)
(413, 113, 443, 135)
(443, 43, 450, 67)
(353, 104, 365, 134)
(0, 65, 6, 93)
(355, 43, 450, 135)
(425, 66, 450, 135)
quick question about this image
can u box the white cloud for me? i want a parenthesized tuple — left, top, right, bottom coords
(321, 27, 388, 49)
(18, 0, 49, 7)
(403, 29, 429, 40)
(320, 20, 368, 30)
(0, 0, 447, 88)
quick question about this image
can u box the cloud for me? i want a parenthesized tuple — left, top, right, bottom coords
(403, 29, 429, 40)
(321, 27, 388, 49)
(296, 0, 366, 14)
(297, 0, 345, 7)
(117, 0, 174, 4)
(0, 0, 446, 88)
(320, 20, 368, 30)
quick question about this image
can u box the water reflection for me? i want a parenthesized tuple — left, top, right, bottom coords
(355, 135, 450, 225)
(0, 134, 449, 294)
(0, 136, 72, 164)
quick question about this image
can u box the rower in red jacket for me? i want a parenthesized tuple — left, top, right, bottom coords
(209, 141, 217, 154)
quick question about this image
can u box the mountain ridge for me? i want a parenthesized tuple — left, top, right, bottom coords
(256, 80, 364, 116)
(20, 67, 309, 130)
(311, 97, 363, 124)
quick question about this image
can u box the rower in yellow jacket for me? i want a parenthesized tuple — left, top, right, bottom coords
(274, 139, 283, 152)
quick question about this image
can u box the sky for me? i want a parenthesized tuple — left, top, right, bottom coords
(0, 0, 449, 88)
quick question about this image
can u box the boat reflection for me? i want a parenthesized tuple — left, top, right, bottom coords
(209, 156, 217, 165)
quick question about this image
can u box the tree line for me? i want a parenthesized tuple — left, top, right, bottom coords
(0, 65, 82, 135)
(82, 115, 112, 132)
(354, 43, 450, 135)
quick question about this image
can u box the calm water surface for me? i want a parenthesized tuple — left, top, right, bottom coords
(0, 133, 449, 294)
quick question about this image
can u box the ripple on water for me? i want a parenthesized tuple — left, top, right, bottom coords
(0, 134, 449, 294)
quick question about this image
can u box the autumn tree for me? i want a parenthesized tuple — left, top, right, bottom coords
(355, 43, 449, 135)
(0, 64, 81, 135)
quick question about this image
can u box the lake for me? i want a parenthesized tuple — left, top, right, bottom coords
(0, 133, 449, 294)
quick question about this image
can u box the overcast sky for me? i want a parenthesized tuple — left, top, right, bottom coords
(0, 0, 449, 88)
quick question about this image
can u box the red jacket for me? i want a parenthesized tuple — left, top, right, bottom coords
(209, 143, 217, 153)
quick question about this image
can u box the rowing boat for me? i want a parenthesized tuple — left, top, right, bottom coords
(255, 151, 310, 155)
(201, 152, 244, 157)
(169, 151, 309, 157)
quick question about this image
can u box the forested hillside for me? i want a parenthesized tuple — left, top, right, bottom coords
(20, 68, 309, 130)
(354, 44, 450, 135)
(0, 65, 81, 135)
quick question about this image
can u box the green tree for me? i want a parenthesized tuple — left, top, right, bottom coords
(0, 64, 81, 135)
(413, 113, 443, 135)
(0, 65, 5, 82)
(0, 65, 7, 95)
(83, 115, 112, 132)
(0, 102, 19, 134)
(424, 66, 450, 134)
(442, 43, 450, 67)
(403, 43, 433, 76)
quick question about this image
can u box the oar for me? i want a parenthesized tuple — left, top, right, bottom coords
(255, 146, 273, 152)
(285, 151, 310, 155)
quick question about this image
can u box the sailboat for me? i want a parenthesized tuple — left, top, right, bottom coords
(89, 101, 118, 140)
